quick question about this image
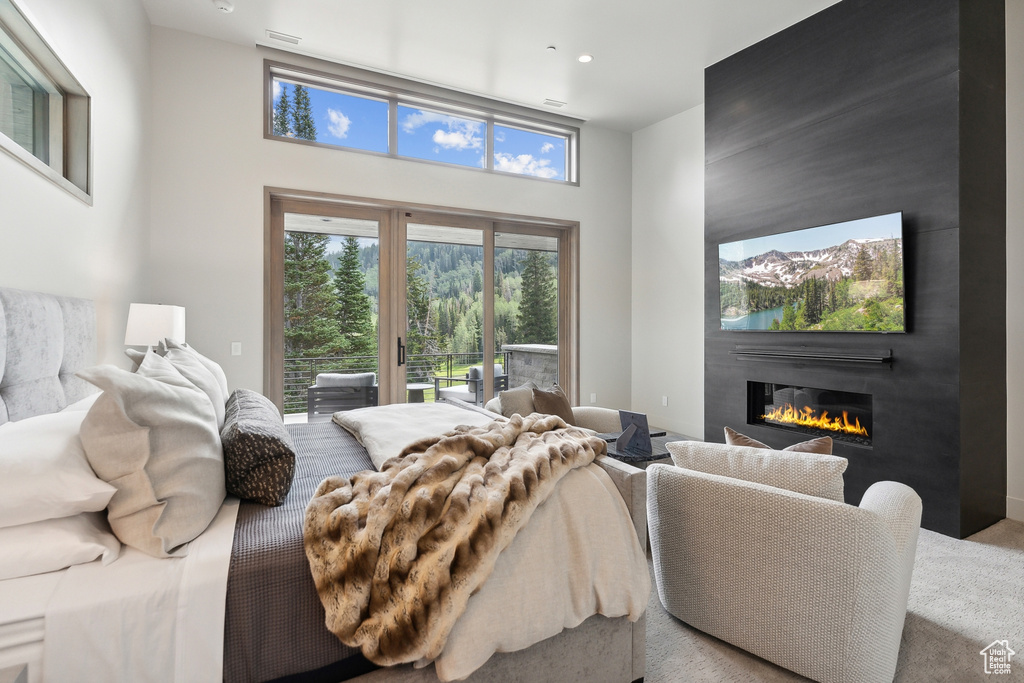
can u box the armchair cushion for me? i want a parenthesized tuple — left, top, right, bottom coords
(666, 440, 847, 502)
(314, 372, 375, 388)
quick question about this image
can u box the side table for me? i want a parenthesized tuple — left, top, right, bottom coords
(602, 431, 699, 468)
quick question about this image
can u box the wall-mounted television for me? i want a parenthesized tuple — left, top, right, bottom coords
(719, 212, 904, 332)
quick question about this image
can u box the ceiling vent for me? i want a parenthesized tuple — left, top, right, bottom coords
(542, 99, 566, 108)
(266, 30, 301, 45)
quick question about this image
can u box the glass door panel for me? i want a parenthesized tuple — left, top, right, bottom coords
(283, 212, 381, 419)
(494, 231, 560, 393)
(404, 222, 485, 404)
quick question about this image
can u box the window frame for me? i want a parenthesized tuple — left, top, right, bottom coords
(264, 59, 581, 185)
(0, 0, 90, 202)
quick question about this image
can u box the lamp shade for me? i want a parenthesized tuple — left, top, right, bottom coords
(124, 303, 186, 346)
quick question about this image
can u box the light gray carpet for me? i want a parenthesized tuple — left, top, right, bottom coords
(645, 518, 1024, 682)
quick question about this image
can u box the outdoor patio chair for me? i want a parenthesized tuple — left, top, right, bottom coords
(307, 371, 378, 421)
(434, 364, 508, 406)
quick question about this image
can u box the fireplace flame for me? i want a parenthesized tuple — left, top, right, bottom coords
(761, 403, 869, 437)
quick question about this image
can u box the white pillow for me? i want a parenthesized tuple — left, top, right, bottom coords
(161, 339, 229, 404)
(0, 410, 116, 529)
(163, 346, 226, 428)
(78, 350, 226, 558)
(666, 440, 848, 502)
(0, 511, 121, 581)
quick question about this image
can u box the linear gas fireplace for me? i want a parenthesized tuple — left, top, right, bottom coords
(748, 382, 873, 447)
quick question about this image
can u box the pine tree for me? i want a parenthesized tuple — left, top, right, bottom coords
(406, 255, 441, 366)
(334, 236, 376, 358)
(273, 84, 292, 137)
(853, 247, 873, 281)
(292, 84, 317, 141)
(284, 232, 342, 357)
(517, 250, 557, 344)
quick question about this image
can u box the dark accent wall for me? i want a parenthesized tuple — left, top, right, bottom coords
(704, 0, 1006, 538)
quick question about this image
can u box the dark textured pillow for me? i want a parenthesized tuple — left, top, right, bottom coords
(532, 384, 575, 426)
(221, 389, 296, 506)
(724, 426, 833, 454)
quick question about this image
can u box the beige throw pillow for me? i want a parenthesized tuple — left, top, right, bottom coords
(498, 381, 537, 418)
(77, 350, 226, 557)
(724, 426, 833, 454)
(666, 441, 848, 502)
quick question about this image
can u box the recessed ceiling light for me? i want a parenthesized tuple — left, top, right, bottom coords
(546, 45, 557, 52)
(211, 0, 234, 13)
(578, 54, 593, 63)
(543, 99, 567, 108)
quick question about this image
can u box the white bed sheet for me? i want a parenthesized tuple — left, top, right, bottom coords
(41, 498, 239, 683)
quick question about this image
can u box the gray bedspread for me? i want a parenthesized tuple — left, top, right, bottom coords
(223, 421, 379, 683)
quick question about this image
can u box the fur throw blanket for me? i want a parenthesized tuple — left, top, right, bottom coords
(303, 413, 607, 666)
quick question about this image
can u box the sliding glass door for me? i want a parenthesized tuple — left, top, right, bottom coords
(266, 193, 578, 417)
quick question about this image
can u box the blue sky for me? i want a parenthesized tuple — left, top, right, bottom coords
(273, 79, 566, 180)
(718, 212, 902, 262)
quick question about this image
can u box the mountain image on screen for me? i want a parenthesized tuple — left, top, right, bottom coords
(719, 213, 904, 332)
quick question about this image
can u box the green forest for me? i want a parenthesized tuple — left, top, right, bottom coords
(283, 232, 558, 365)
(720, 241, 904, 332)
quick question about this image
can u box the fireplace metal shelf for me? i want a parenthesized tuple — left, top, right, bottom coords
(731, 346, 893, 366)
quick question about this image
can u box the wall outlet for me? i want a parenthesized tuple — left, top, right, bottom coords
(662, 395, 668, 407)
(590, 393, 597, 404)
(231, 342, 242, 356)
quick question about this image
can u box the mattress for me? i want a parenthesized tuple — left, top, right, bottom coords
(223, 420, 379, 683)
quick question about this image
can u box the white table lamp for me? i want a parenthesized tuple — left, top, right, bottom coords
(124, 303, 186, 346)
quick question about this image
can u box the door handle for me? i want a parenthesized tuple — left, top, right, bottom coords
(397, 337, 406, 366)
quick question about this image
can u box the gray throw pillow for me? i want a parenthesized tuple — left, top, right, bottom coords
(221, 389, 296, 506)
(498, 381, 537, 418)
(77, 350, 226, 557)
(666, 440, 848, 502)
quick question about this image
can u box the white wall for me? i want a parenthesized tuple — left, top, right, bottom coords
(630, 106, 705, 438)
(147, 28, 633, 407)
(1006, 1, 1024, 522)
(0, 0, 150, 363)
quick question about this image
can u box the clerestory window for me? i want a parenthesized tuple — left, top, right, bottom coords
(265, 61, 579, 184)
(0, 0, 90, 201)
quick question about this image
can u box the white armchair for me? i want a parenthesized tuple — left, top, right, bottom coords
(647, 448, 921, 683)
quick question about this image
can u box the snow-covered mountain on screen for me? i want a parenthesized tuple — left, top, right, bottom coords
(719, 238, 901, 289)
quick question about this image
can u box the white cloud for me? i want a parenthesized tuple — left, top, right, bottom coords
(273, 81, 282, 100)
(493, 152, 559, 179)
(402, 110, 483, 151)
(401, 110, 449, 133)
(326, 108, 351, 139)
(540, 142, 554, 153)
(495, 130, 506, 143)
(432, 128, 481, 150)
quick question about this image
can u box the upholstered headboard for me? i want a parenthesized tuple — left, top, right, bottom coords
(0, 287, 98, 425)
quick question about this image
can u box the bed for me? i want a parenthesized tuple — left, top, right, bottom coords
(0, 286, 649, 683)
